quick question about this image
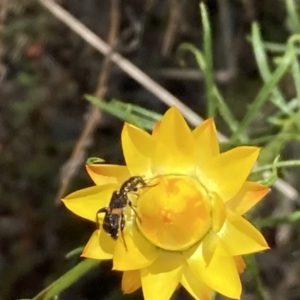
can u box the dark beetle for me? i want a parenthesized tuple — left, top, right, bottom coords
(96, 176, 147, 248)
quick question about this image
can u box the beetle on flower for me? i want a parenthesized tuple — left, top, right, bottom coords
(95, 175, 149, 249)
(63, 106, 270, 300)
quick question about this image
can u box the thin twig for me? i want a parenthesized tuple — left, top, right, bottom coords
(55, 0, 120, 204)
(37, 0, 298, 201)
(150, 68, 235, 83)
(217, 0, 235, 73)
(37, 0, 207, 135)
(161, 0, 180, 57)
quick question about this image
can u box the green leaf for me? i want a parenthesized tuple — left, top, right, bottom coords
(86, 157, 105, 165)
(178, 43, 206, 71)
(65, 247, 85, 259)
(85, 95, 160, 130)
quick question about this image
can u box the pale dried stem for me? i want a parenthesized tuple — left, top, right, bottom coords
(55, 0, 120, 204)
(217, 0, 236, 73)
(161, 0, 180, 57)
(38, 0, 298, 201)
(37, 0, 205, 133)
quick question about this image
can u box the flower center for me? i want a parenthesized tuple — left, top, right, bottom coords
(136, 175, 211, 251)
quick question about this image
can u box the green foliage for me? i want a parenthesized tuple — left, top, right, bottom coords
(85, 95, 162, 131)
(28, 1, 300, 300)
(31, 259, 99, 300)
(86, 157, 105, 165)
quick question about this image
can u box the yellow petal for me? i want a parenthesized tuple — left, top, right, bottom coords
(86, 164, 130, 186)
(141, 251, 184, 300)
(211, 192, 226, 233)
(226, 181, 270, 215)
(234, 256, 246, 274)
(113, 225, 158, 271)
(152, 106, 197, 174)
(62, 184, 117, 222)
(121, 123, 155, 176)
(187, 242, 241, 298)
(181, 266, 213, 300)
(192, 118, 219, 164)
(201, 233, 220, 266)
(152, 120, 161, 138)
(199, 146, 260, 201)
(81, 230, 115, 260)
(122, 270, 141, 294)
(218, 210, 269, 255)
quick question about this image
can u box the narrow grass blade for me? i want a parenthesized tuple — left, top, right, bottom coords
(200, 2, 215, 116)
(251, 23, 290, 113)
(230, 50, 292, 142)
(85, 95, 160, 130)
(286, 0, 300, 33)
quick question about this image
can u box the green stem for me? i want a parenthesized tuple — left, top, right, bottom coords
(246, 255, 268, 300)
(286, 0, 300, 33)
(200, 3, 215, 117)
(31, 259, 100, 300)
(252, 160, 300, 173)
(257, 211, 300, 227)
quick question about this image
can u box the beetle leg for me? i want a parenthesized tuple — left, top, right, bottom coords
(96, 207, 108, 228)
(120, 213, 128, 250)
(128, 201, 141, 223)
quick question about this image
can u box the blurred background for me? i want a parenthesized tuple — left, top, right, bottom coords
(1, 0, 300, 299)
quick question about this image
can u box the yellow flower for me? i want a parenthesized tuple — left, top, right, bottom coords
(63, 107, 270, 300)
